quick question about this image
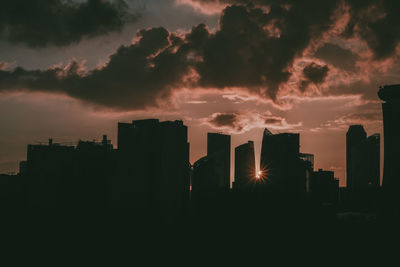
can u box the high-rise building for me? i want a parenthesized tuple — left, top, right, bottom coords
(260, 128, 305, 195)
(378, 84, 400, 211)
(346, 125, 380, 206)
(346, 125, 367, 191)
(233, 141, 256, 191)
(116, 119, 190, 221)
(207, 133, 231, 190)
(26, 136, 116, 208)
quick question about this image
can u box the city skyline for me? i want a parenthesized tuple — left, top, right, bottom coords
(1, 0, 399, 187)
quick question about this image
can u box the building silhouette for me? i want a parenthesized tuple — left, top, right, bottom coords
(26, 139, 76, 207)
(207, 133, 231, 191)
(346, 125, 380, 208)
(192, 156, 219, 207)
(378, 84, 400, 215)
(116, 119, 190, 221)
(346, 125, 367, 192)
(311, 169, 339, 205)
(233, 141, 256, 192)
(25, 136, 116, 208)
(260, 128, 306, 196)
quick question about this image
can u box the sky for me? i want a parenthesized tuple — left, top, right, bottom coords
(1, 0, 399, 186)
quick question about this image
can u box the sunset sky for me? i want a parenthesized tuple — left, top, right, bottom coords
(1, 0, 399, 186)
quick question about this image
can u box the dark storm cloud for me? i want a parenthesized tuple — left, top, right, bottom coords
(205, 111, 296, 134)
(0, 0, 133, 47)
(0, 2, 341, 109)
(314, 43, 360, 72)
(0, 27, 190, 110)
(195, 0, 400, 59)
(2, 0, 399, 110)
(264, 117, 283, 125)
(300, 63, 329, 92)
(209, 113, 239, 128)
(343, 0, 400, 59)
(195, 2, 339, 99)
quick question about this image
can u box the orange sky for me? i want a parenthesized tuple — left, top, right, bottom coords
(0, 0, 398, 187)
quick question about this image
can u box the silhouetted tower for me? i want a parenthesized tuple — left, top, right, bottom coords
(116, 119, 190, 221)
(378, 84, 400, 212)
(207, 133, 231, 190)
(346, 125, 367, 191)
(260, 128, 304, 194)
(234, 141, 256, 191)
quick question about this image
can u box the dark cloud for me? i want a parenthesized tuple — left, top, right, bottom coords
(196, 0, 400, 59)
(300, 62, 329, 92)
(205, 111, 300, 134)
(209, 113, 238, 128)
(0, 2, 340, 109)
(314, 43, 360, 72)
(0, 0, 134, 47)
(0, 27, 190, 110)
(2, 0, 399, 110)
(343, 0, 400, 59)
(264, 117, 284, 125)
(195, 2, 339, 99)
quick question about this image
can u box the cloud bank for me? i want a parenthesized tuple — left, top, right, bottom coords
(0, 0, 134, 47)
(0, 0, 399, 110)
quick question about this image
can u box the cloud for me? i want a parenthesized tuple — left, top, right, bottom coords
(0, 0, 135, 47)
(316, 112, 382, 131)
(1, 0, 399, 111)
(343, 0, 400, 59)
(0, 2, 341, 110)
(333, 112, 382, 126)
(0, 62, 8, 70)
(193, 0, 400, 60)
(204, 111, 302, 134)
(0, 27, 190, 110)
(314, 43, 360, 72)
(299, 62, 329, 92)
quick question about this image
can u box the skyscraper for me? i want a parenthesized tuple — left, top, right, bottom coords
(116, 119, 190, 221)
(233, 141, 256, 191)
(378, 84, 400, 212)
(207, 133, 231, 191)
(346, 125, 367, 192)
(346, 125, 380, 205)
(260, 128, 304, 194)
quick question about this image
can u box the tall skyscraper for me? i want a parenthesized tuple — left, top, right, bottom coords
(346, 125, 367, 191)
(207, 133, 231, 190)
(233, 141, 256, 191)
(378, 84, 400, 211)
(116, 119, 190, 221)
(260, 128, 305, 194)
(346, 125, 380, 205)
